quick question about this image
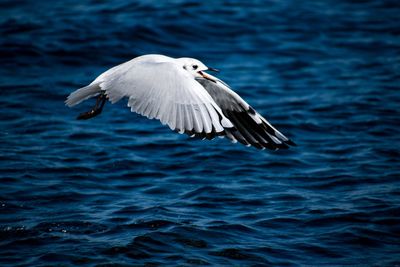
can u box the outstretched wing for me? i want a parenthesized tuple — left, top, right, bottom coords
(98, 61, 234, 137)
(196, 76, 295, 150)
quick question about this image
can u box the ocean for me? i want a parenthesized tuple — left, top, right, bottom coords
(1, 0, 399, 265)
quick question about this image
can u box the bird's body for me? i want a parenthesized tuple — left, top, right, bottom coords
(66, 54, 295, 150)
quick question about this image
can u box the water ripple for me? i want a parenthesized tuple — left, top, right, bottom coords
(1, 0, 400, 266)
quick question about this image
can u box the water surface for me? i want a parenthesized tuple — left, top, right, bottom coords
(1, 0, 400, 266)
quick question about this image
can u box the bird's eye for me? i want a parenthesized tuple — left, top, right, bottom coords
(193, 65, 198, 70)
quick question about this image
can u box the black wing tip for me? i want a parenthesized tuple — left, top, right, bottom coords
(285, 139, 297, 146)
(254, 138, 296, 151)
(180, 126, 223, 141)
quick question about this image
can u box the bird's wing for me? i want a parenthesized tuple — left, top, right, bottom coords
(196, 75, 295, 150)
(99, 61, 233, 138)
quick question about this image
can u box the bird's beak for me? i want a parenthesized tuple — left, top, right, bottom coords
(207, 67, 219, 73)
(198, 71, 217, 83)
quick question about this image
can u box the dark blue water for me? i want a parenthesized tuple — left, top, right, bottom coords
(1, 0, 400, 266)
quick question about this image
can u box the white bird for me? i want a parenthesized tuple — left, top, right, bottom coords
(65, 54, 295, 150)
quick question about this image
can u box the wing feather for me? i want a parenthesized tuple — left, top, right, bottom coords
(196, 75, 295, 150)
(183, 105, 193, 132)
(175, 104, 184, 134)
(168, 103, 177, 130)
(191, 104, 203, 133)
(199, 104, 211, 134)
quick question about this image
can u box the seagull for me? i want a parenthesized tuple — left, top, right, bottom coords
(65, 54, 295, 150)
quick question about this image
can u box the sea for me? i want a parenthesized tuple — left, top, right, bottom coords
(1, 0, 399, 266)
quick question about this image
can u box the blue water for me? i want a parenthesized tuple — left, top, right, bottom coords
(1, 0, 400, 266)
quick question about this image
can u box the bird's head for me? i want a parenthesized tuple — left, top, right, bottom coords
(177, 57, 219, 82)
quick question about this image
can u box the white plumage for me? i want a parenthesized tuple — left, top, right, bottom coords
(66, 54, 295, 150)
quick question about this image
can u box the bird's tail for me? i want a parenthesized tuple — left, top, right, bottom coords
(65, 83, 102, 107)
